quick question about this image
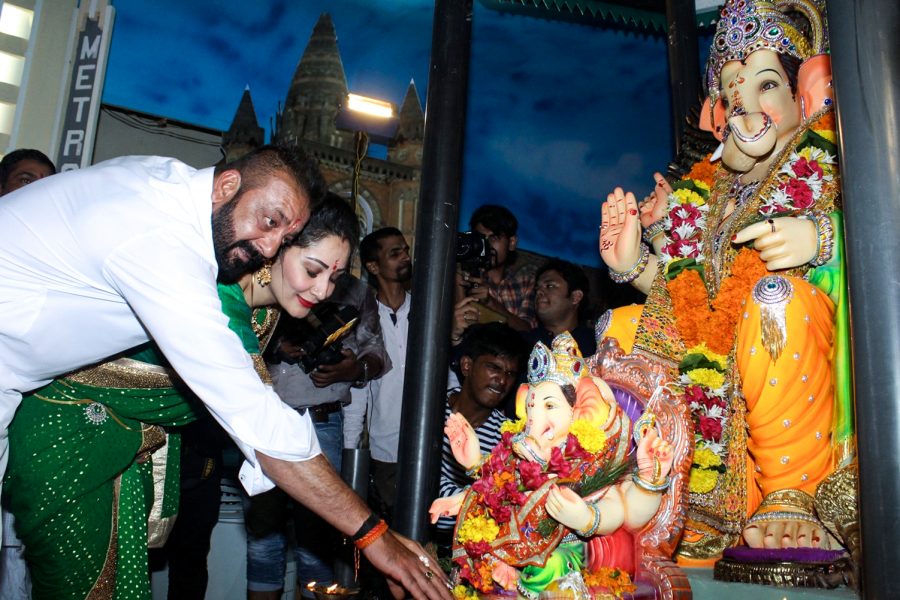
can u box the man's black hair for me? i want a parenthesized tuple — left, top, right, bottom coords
(360, 226, 404, 266)
(214, 144, 326, 210)
(458, 322, 526, 363)
(469, 204, 518, 238)
(0, 149, 56, 187)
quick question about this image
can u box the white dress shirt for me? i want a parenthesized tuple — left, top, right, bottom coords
(345, 293, 410, 461)
(0, 155, 319, 494)
(344, 293, 460, 458)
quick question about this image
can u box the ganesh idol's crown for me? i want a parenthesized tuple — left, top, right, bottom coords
(527, 332, 589, 388)
(706, 0, 828, 103)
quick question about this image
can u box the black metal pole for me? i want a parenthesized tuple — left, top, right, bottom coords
(393, 0, 473, 542)
(827, 1, 900, 597)
(665, 0, 700, 151)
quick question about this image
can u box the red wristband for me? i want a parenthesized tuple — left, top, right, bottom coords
(354, 519, 388, 550)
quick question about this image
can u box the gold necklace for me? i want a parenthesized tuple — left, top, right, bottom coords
(251, 306, 278, 339)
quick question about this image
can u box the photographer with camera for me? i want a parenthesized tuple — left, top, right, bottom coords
(454, 205, 537, 335)
(246, 273, 388, 600)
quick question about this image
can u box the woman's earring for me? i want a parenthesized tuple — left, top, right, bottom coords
(254, 261, 273, 287)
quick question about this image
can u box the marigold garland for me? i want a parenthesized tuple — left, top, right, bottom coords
(500, 418, 525, 434)
(582, 567, 637, 597)
(672, 187, 707, 207)
(666, 269, 707, 348)
(812, 111, 835, 133)
(688, 342, 728, 370)
(693, 446, 723, 469)
(451, 585, 479, 600)
(685, 368, 725, 390)
(684, 152, 717, 188)
(456, 511, 500, 545)
(667, 248, 768, 354)
(689, 467, 719, 494)
(570, 420, 607, 454)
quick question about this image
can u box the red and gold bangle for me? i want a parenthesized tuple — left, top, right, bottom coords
(609, 243, 650, 284)
(802, 211, 835, 266)
(354, 519, 388, 550)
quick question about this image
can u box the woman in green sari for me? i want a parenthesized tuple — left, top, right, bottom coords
(5, 194, 359, 600)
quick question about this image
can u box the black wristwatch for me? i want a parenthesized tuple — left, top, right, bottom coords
(352, 357, 369, 388)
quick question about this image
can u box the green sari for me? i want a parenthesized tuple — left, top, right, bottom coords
(5, 283, 273, 600)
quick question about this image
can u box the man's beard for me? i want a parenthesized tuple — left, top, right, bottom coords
(396, 263, 413, 283)
(212, 192, 265, 283)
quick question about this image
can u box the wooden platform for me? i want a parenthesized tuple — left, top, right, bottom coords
(685, 568, 858, 600)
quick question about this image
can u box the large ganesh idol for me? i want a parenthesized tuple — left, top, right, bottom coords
(598, 0, 854, 570)
(430, 333, 676, 599)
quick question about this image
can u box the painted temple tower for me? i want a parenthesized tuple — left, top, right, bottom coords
(223, 12, 424, 245)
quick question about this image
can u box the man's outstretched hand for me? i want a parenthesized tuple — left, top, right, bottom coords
(363, 530, 452, 599)
(255, 453, 452, 599)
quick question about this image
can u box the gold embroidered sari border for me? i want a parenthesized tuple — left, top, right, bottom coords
(66, 358, 176, 389)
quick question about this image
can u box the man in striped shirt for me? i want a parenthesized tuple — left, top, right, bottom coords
(434, 323, 526, 548)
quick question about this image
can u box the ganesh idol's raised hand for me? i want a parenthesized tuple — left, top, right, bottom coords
(599, 172, 671, 293)
(599, 188, 640, 271)
(639, 172, 674, 257)
(639, 173, 672, 228)
(634, 428, 675, 484)
(445, 411, 482, 471)
(427, 410, 496, 525)
(624, 427, 676, 529)
(599, 188, 659, 294)
(426, 413, 481, 524)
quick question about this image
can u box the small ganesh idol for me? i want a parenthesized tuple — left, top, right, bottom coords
(431, 333, 674, 599)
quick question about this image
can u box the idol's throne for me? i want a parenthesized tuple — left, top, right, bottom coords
(587, 338, 693, 599)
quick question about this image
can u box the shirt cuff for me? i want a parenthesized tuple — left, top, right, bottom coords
(238, 459, 277, 495)
(234, 416, 323, 496)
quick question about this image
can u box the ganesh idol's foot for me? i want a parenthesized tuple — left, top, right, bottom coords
(742, 509, 833, 549)
(742, 489, 835, 549)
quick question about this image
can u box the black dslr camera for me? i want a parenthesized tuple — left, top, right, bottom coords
(269, 303, 360, 373)
(456, 231, 495, 276)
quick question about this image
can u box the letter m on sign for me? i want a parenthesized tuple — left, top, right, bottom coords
(80, 33, 100, 60)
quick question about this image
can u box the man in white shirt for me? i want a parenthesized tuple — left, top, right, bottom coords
(0, 147, 448, 599)
(346, 227, 412, 522)
(0, 147, 56, 600)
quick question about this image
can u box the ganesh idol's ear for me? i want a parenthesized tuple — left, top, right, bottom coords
(798, 54, 833, 120)
(573, 377, 612, 425)
(700, 96, 728, 142)
(515, 383, 529, 420)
